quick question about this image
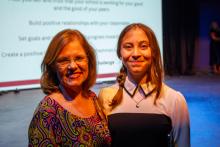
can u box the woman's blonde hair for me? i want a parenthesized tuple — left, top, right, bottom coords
(40, 29, 97, 96)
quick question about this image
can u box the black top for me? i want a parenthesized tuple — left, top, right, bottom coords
(108, 113, 172, 147)
(210, 27, 220, 65)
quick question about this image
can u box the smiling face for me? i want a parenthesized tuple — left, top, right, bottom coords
(55, 40, 89, 92)
(120, 28, 152, 82)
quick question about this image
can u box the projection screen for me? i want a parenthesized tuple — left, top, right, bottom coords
(0, 0, 162, 91)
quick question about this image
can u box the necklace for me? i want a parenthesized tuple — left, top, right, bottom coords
(130, 98, 145, 108)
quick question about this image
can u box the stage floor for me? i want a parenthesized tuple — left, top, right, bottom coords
(0, 73, 220, 147)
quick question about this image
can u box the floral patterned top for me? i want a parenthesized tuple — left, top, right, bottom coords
(28, 91, 111, 147)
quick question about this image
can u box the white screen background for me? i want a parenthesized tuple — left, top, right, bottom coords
(0, 0, 162, 91)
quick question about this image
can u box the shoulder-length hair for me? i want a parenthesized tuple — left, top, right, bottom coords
(110, 23, 163, 108)
(40, 29, 97, 95)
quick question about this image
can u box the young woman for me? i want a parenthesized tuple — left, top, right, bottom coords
(98, 23, 190, 147)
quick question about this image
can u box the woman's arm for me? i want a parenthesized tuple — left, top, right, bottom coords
(171, 92, 190, 147)
(28, 102, 57, 146)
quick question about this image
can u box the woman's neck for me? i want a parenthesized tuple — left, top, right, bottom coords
(127, 73, 148, 85)
(59, 84, 84, 101)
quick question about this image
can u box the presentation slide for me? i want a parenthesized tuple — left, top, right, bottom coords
(0, 0, 162, 91)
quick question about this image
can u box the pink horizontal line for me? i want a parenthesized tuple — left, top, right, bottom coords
(97, 73, 117, 78)
(0, 73, 117, 87)
(0, 79, 40, 87)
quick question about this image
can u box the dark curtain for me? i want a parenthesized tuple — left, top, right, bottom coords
(162, 0, 199, 75)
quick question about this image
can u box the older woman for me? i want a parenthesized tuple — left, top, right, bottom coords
(98, 23, 190, 147)
(28, 29, 111, 146)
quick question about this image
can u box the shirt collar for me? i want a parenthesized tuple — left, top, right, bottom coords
(123, 76, 156, 97)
